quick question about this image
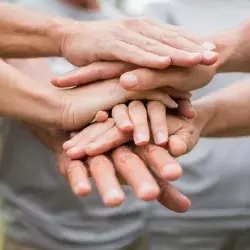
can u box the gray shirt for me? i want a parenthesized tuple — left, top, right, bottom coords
(144, 0, 250, 237)
(0, 1, 148, 249)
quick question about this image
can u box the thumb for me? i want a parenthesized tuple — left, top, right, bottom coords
(168, 131, 191, 157)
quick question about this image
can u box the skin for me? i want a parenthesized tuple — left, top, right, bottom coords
(0, 3, 216, 68)
(23, 123, 190, 212)
(66, 76, 250, 160)
(6, 58, 190, 212)
(0, 58, 192, 131)
(53, 22, 249, 92)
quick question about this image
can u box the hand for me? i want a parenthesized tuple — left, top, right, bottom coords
(55, 78, 192, 130)
(63, 100, 204, 158)
(61, 120, 190, 212)
(52, 61, 216, 92)
(59, 18, 218, 69)
(111, 99, 195, 146)
(23, 123, 190, 212)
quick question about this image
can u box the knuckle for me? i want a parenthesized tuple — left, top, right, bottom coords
(110, 26, 125, 39)
(144, 144, 158, 154)
(123, 17, 141, 27)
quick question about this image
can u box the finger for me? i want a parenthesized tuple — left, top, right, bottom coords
(147, 101, 168, 145)
(177, 99, 196, 119)
(121, 30, 202, 67)
(120, 67, 184, 91)
(149, 23, 217, 65)
(107, 40, 171, 69)
(157, 181, 191, 213)
(88, 155, 125, 207)
(112, 146, 160, 201)
(168, 133, 190, 157)
(64, 118, 115, 159)
(51, 62, 135, 88)
(65, 159, 92, 196)
(134, 144, 182, 181)
(70, 131, 78, 138)
(143, 25, 204, 53)
(112, 104, 133, 132)
(84, 126, 132, 156)
(142, 163, 191, 213)
(94, 111, 109, 123)
(128, 101, 149, 146)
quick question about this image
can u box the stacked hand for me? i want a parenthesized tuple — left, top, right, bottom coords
(45, 28, 218, 211)
(14, 13, 219, 212)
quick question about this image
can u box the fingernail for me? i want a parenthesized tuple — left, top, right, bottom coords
(138, 184, 160, 201)
(63, 140, 75, 150)
(158, 56, 171, 64)
(203, 51, 218, 60)
(121, 122, 133, 131)
(178, 192, 191, 204)
(161, 163, 182, 180)
(134, 132, 148, 145)
(67, 146, 84, 156)
(120, 73, 138, 89)
(75, 181, 91, 194)
(103, 189, 124, 206)
(188, 53, 202, 60)
(169, 100, 179, 109)
(202, 42, 216, 51)
(155, 132, 167, 145)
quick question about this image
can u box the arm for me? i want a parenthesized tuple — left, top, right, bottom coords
(0, 59, 62, 127)
(194, 78, 250, 137)
(212, 22, 250, 73)
(54, 21, 250, 91)
(0, 3, 212, 68)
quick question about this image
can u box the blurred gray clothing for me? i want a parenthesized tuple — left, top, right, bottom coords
(0, 1, 149, 250)
(144, 1, 250, 249)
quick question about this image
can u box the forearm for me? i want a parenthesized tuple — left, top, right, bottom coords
(212, 22, 250, 73)
(0, 59, 62, 127)
(0, 3, 70, 58)
(193, 78, 250, 137)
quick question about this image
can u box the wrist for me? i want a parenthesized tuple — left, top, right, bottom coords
(25, 86, 65, 129)
(46, 17, 79, 58)
(211, 22, 250, 73)
(192, 97, 216, 137)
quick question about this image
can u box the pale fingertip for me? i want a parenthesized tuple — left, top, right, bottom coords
(188, 52, 202, 60)
(202, 42, 216, 51)
(161, 163, 182, 181)
(74, 181, 91, 196)
(120, 122, 133, 132)
(63, 140, 75, 151)
(102, 189, 125, 207)
(120, 73, 138, 89)
(158, 56, 171, 67)
(67, 147, 85, 158)
(155, 132, 168, 145)
(134, 132, 149, 146)
(137, 184, 160, 201)
(203, 51, 218, 60)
